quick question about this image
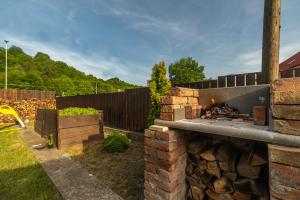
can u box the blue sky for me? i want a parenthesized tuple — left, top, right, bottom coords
(0, 0, 299, 85)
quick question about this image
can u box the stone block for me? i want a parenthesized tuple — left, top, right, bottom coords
(272, 119, 300, 136)
(272, 105, 300, 120)
(168, 87, 197, 97)
(160, 96, 188, 105)
(272, 91, 300, 105)
(149, 125, 169, 132)
(269, 144, 300, 168)
(187, 97, 199, 104)
(272, 78, 300, 92)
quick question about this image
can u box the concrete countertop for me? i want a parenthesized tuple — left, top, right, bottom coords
(154, 118, 300, 147)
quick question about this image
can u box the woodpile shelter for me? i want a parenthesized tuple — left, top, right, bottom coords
(144, 79, 300, 200)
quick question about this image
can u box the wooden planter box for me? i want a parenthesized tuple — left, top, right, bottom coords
(57, 114, 103, 149)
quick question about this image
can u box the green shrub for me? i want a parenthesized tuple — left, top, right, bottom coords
(103, 132, 132, 153)
(59, 107, 98, 117)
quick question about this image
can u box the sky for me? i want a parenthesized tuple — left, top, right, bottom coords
(0, 0, 299, 85)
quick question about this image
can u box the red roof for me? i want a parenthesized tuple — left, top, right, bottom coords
(280, 51, 300, 71)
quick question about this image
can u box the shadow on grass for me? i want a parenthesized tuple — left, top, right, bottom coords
(65, 135, 145, 200)
(0, 164, 62, 200)
(0, 123, 16, 131)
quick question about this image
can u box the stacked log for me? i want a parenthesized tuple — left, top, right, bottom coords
(160, 87, 201, 121)
(186, 137, 268, 200)
(271, 78, 300, 135)
(0, 98, 56, 123)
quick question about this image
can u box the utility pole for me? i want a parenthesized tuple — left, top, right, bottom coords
(4, 40, 9, 89)
(261, 0, 281, 83)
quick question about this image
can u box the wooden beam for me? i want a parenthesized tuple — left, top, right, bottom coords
(261, 0, 281, 83)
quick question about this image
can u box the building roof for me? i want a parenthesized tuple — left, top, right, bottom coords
(280, 51, 300, 71)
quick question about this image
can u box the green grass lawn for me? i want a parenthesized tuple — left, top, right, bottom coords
(0, 125, 62, 200)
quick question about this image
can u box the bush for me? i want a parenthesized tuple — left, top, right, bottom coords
(103, 132, 132, 153)
(59, 107, 98, 117)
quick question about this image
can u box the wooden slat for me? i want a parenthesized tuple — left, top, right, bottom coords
(58, 114, 100, 129)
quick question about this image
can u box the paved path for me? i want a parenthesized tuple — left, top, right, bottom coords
(20, 128, 123, 200)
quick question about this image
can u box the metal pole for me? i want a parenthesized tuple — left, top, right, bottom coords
(95, 82, 98, 94)
(4, 40, 9, 89)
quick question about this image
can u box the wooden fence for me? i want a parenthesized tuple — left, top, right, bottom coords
(35, 109, 57, 138)
(174, 70, 300, 89)
(56, 87, 150, 132)
(0, 89, 55, 101)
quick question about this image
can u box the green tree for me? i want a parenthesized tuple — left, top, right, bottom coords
(148, 61, 171, 125)
(169, 57, 205, 85)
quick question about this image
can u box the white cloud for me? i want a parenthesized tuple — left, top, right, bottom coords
(0, 33, 147, 85)
(231, 42, 300, 74)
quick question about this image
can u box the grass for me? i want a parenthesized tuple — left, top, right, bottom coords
(65, 140, 144, 200)
(0, 125, 62, 200)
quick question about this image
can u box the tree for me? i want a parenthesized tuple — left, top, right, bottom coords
(148, 61, 171, 125)
(169, 57, 205, 85)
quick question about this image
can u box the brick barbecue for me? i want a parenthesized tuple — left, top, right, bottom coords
(144, 78, 300, 200)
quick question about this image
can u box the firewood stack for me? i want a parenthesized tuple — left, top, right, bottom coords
(0, 98, 56, 123)
(201, 99, 250, 121)
(186, 136, 268, 200)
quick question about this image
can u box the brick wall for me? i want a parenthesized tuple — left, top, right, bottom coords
(144, 125, 187, 200)
(160, 87, 201, 121)
(270, 78, 300, 200)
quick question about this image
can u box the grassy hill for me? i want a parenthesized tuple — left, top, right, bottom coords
(0, 46, 139, 96)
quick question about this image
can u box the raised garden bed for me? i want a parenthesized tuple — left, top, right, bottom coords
(35, 107, 103, 149)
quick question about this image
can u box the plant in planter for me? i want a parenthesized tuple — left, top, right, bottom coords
(104, 131, 132, 153)
(47, 134, 54, 148)
(59, 107, 98, 116)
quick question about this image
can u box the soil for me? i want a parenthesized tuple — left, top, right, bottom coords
(65, 141, 144, 200)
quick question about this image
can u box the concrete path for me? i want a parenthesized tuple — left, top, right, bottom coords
(20, 128, 123, 200)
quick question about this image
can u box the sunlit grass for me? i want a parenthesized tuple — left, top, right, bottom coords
(0, 127, 62, 200)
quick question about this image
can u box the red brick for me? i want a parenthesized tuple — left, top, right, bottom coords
(155, 130, 185, 141)
(144, 181, 157, 193)
(270, 183, 300, 200)
(144, 162, 157, 174)
(144, 137, 179, 152)
(156, 145, 186, 162)
(185, 105, 202, 119)
(270, 162, 300, 190)
(160, 112, 174, 121)
(144, 129, 155, 138)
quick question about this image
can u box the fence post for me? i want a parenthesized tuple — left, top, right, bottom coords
(293, 69, 296, 77)
(225, 76, 228, 88)
(234, 75, 237, 87)
(244, 74, 247, 86)
(255, 73, 258, 86)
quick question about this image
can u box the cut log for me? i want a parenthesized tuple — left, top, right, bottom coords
(207, 168, 221, 178)
(213, 177, 234, 194)
(188, 186, 205, 200)
(248, 145, 267, 166)
(216, 143, 237, 162)
(219, 159, 236, 172)
(207, 161, 219, 170)
(197, 160, 207, 171)
(222, 172, 238, 182)
(232, 191, 252, 200)
(187, 175, 207, 190)
(187, 137, 211, 154)
(237, 154, 260, 179)
(200, 170, 214, 185)
(233, 178, 262, 195)
(205, 189, 234, 200)
(200, 145, 218, 161)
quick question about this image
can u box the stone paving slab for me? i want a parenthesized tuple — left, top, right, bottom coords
(20, 128, 123, 200)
